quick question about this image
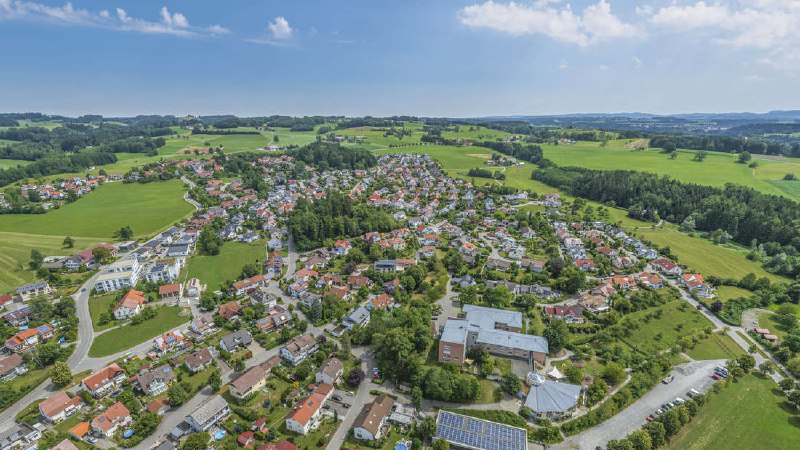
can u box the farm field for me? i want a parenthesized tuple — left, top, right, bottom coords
(184, 240, 266, 291)
(89, 306, 189, 357)
(540, 140, 800, 199)
(0, 179, 192, 238)
(0, 232, 96, 293)
(667, 375, 800, 450)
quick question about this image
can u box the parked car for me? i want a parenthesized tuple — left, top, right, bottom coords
(712, 373, 722, 380)
(332, 394, 343, 401)
(646, 415, 655, 422)
(674, 397, 685, 404)
(687, 389, 700, 398)
(662, 375, 674, 384)
(346, 391, 355, 397)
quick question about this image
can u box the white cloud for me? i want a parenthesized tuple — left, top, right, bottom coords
(458, 0, 639, 47)
(647, 1, 800, 70)
(268, 16, 293, 40)
(0, 1, 228, 38)
(632, 56, 642, 69)
(557, 60, 569, 70)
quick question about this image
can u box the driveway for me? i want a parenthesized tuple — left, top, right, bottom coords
(557, 359, 725, 449)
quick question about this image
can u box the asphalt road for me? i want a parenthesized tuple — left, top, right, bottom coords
(557, 359, 725, 449)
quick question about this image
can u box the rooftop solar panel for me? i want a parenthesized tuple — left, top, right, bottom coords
(435, 411, 527, 450)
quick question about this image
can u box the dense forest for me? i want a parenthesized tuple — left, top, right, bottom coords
(531, 165, 800, 275)
(648, 134, 789, 156)
(288, 141, 377, 170)
(288, 192, 397, 250)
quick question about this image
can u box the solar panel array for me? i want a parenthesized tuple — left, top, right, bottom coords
(436, 411, 527, 450)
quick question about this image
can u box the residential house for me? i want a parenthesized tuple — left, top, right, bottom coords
(113, 289, 146, 319)
(367, 294, 395, 311)
(333, 240, 351, 256)
(5, 328, 42, 353)
(186, 395, 230, 432)
(191, 312, 216, 336)
(220, 329, 253, 352)
(15, 281, 52, 301)
(137, 365, 176, 396)
(542, 305, 585, 324)
(186, 278, 202, 298)
(232, 275, 266, 296)
(637, 272, 664, 289)
(153, 330, 185, 356)
(185, 348, 214, 374)
(651, 258, 682, 276)
(81, 363, 126, 397)
(682, 273, 714, 298)
(280, 333, 318, 366)
(352, 395, 395, 442)
(91, 402, 132, 438)
(39, 391, 82, 422)
(284, 385, 332, 435)
(229, 356, 281, 400)
(159, 283, 182, 301)
(0, 354, 27, 381)
(219, 301, 241, 321)
(94, 258, 141, 293)
(315, 357, 343, 385)
(344, 306, 371, 330)
(144, 258, 183, 284)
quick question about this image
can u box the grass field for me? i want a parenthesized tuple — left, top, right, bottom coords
(715, 285, 754, 302)
(0, 180, 192, 238)
(184, 240, 266, 291)
(618, 301, 713, 355)
(88, 293, 118, 331)
(0, 159, 31, 169)
(540, 140, 800, 199)
(667, 375, 800, 450)
(685, 333, 745, 360)
(0, 232, 97, 293)
(89, 306, 189, 357)
(634, 225, 784, 281)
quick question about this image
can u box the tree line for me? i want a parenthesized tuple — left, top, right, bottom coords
(0, 151, 117, 187)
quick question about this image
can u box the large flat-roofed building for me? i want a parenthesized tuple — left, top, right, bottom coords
(439, 306, 547, 366)
(435, 410, 528, 450)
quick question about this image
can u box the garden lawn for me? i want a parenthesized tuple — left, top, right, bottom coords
(0, 180, 192, 238)
(184, 240, 266, 291)
(685, 333, 745, 360)
(757, 312, 792, 339)
(0, 232, 96, 293)
(667, 375, 800, 450)
(88, 293, 119, 331)
(89, 306, 189, 357)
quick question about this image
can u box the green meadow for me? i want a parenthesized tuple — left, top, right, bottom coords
(184, 239, 266, 291)
(668, 375, 800, 450)
(0, 179, 192, 238)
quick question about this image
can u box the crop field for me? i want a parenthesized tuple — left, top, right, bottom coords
(336, 126, 425, 147)
(667, 375, 800, 450)
(0, 232, 97, 293)
(540, 140, 800, 199)
(184, 239, 266, 291)
(0, 179, 192, 238)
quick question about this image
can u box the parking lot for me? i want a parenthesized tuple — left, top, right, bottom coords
(322, 388, 356, 418)
(558, 359, 725, 450)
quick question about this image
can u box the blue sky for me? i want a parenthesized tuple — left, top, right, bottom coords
(1, 0, 798, 117)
